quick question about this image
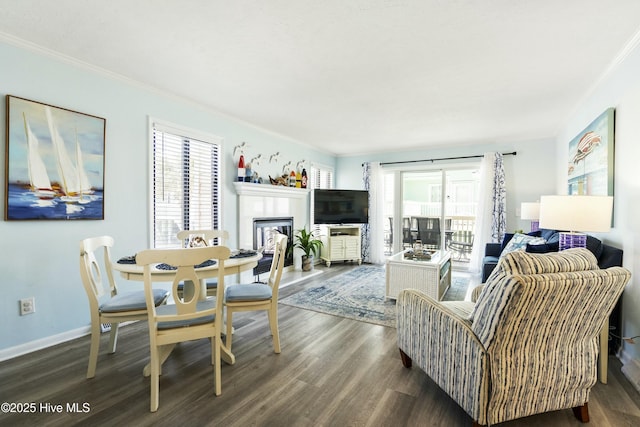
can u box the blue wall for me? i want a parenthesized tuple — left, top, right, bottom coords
(0, 40, 335, 354)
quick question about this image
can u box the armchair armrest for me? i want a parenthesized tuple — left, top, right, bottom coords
(470, 285, 484, 302)
(396, 290, 489, 423)
(485, 242, 502, 257)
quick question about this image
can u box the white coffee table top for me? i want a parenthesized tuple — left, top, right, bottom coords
(387, 249, 450, 265)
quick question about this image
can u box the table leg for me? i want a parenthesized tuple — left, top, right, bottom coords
(182, 279, 208, 301)
(142, 339, 234, 377)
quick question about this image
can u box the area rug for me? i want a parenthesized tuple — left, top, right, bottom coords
(280, 265, 470, 328)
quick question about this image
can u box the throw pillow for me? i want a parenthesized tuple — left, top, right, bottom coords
(526, 241, 559, 253)
(500, 233, 546, 257)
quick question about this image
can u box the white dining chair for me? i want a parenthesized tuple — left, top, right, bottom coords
(136, 245, 230, 412)
(176, 229, 229, 298)
(79, 236, 169, 379)
(224, 233, 287, 354)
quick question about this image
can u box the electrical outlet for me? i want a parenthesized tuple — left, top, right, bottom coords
(20, 297, 35, 315)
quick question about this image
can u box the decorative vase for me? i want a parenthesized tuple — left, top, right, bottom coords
(302, 255, 314, 271)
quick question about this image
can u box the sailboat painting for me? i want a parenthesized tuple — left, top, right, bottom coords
(5, 96, 105, 220)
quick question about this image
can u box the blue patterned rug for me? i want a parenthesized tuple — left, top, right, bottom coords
(280, 265, 469, 328)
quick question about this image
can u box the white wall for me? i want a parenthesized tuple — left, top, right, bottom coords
(0, 39, 335, 355)
(554, 38, 640, 379)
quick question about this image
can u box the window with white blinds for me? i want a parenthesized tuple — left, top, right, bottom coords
(310, 164, 334, 232)
(310, 165, 334, 190)
(152, 123, 221, 248)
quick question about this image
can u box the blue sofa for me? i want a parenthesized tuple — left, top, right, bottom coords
(482, 229, 623, 282)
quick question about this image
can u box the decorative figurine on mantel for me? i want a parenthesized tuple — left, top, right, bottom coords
(269, 174, 289, 186)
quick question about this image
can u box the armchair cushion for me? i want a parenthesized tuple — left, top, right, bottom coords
(470, 248, 599, 335)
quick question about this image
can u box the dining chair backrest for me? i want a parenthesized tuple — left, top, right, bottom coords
(176, 229, 229, 248)
(80, 235, 118, 304)
(137, 245, 230, 309)
(266, 233, 288, 298)
(416, 217, 441, 249)
(402, 217, 413, 246)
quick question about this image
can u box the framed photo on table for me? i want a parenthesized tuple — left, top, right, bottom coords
(5, 95, 106, 220)
(567, 108, 614, 196)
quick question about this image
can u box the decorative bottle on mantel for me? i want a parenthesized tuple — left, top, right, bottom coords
(295, 169, 302, 188)
(289, 170, 296, 187)
(301, 168, 307, 188)
(237, 155, 245, 182)
(244, 162, 252, 182)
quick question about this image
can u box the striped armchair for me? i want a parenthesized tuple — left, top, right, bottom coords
(396, 248, 631, 426)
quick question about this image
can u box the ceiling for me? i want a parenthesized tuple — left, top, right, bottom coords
(2, 1, 640, 156)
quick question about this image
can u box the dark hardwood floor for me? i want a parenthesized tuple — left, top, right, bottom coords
(1, 264, 639, 426)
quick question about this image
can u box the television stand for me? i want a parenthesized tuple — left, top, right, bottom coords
(321, 225, 362, 267)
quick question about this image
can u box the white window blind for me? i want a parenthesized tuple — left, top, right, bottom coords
(310, 164, 334, 232)
(311, 166, 333, 190)
(152, 124, 221, 248)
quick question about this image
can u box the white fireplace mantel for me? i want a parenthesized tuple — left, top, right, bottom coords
(233, 182, 310, 198)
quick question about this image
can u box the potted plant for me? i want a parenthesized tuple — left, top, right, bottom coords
(290, 228, 323, 271)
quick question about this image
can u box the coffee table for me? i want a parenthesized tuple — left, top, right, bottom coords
(385, 249, 451, 300)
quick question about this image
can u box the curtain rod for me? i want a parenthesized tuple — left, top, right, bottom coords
(362, 151, 517, 167)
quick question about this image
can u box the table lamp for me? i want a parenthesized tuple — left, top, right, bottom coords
(538, 195, 613, 250)
(520, 202, 540, 232)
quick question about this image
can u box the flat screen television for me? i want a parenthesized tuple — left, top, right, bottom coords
(313, 189, 369, 225)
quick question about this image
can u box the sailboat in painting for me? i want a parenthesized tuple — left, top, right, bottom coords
(75, 135, 93, 204)
(23, 113, 56, 200)
(45, 106, 94, 203)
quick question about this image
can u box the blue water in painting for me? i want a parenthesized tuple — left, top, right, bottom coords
(7, 183, 104, 220)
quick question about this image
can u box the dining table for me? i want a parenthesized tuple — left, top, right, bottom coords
(112, 249, 262, 371)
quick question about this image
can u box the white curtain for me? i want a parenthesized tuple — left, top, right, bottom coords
(469, 152, 507, 273)
(362, 162, 385, 264)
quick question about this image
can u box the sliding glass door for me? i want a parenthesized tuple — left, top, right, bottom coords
(383, 166, 480, 269)
(402, 171, 444, 250)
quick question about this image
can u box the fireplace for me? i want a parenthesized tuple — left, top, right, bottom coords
(253, 217, 293, 278)
(235, 182, 310, 272)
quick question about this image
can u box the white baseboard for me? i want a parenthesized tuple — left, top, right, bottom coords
(0, 321, 138, 363)
(0, 326, 90, 363)
(280, 269, 324, 288)
(620, 349, 640, 393)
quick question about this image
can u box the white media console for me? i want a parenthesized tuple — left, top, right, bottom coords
(320, 225, 362, 267)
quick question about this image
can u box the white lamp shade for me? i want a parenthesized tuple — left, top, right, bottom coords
(539, 195, 613, 232)
(520, 202, 540, 220)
